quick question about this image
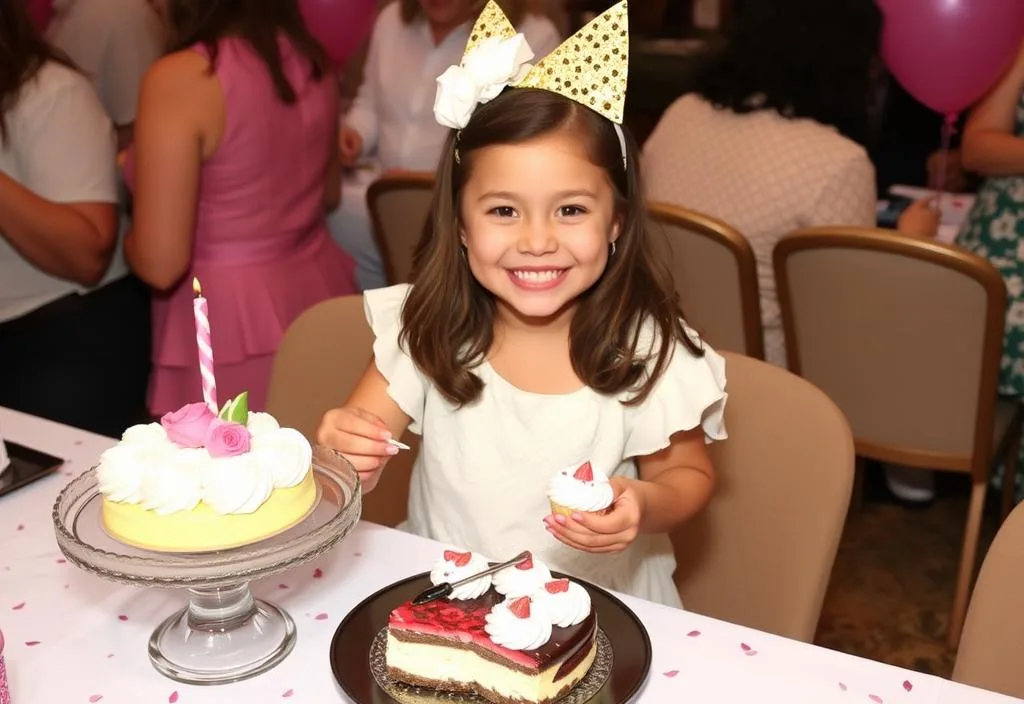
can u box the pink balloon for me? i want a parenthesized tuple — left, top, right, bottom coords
(882, 0, 1024, 115)
(299, 0, 377, 67)
(25, 0, 54, 33)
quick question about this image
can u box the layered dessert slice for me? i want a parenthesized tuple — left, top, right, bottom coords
(385, 551, 597, 704)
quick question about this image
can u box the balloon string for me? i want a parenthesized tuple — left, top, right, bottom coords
(931, 112, 957, 213)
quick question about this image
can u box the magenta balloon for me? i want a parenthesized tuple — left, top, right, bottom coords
(882, 0, 1024, 115)
(299, 0, 378, 66)
(25, 0, 54, 34)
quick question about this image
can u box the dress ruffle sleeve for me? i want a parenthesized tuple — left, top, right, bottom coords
(364, 284, 428, 433)
(622, 323, 728, 459)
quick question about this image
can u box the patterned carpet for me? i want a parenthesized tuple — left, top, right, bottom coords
(813, 468, 1002, 677)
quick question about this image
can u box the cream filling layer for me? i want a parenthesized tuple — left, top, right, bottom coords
(386, 633, 597, 702)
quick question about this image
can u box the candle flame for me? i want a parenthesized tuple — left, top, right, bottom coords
(192, 277, 202, 298)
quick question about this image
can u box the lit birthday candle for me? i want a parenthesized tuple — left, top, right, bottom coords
(192, 277, 218, 413)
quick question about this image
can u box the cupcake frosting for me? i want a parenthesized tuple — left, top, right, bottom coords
(493, 552, 552, 597)
(532, 578, 591, 628)
(429, 549, 492, 600)
(485, 596, 552, 651)
(547, 461, 614, 512)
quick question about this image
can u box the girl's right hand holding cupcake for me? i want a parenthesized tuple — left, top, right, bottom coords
(317, 406, 399, 488)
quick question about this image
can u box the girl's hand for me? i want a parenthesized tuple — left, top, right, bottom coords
(897, 198, 941, 238)
(544, 477, 645, 554)
(316, 406, 399, 483)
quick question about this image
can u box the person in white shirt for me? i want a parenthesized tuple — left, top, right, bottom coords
(47, 0, 165, 151)
(0, 0, 147, 437)
(332, 0, 561, 290)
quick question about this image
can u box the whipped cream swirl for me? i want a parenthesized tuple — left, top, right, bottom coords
(429, 549, 492, 600)
(493, 554, 552, 597)
(547, 463, 614, 512)
(485, 596, 552, 651)
(97, 412, 311, 515)
(532, 579, 592, 628)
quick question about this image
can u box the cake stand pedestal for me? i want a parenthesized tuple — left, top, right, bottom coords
(52, 445, 361, 685)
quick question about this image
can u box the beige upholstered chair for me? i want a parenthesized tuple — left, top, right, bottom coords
(773, 228, 1023, 648)
(267, 295, 416, 527)
(648, 201, 764, 359)
(953, 500, 1024, 698)
(672, 351, 854, 642)
(366, 173, 435, 285)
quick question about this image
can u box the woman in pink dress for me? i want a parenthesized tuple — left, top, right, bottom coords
(124, 0, 358, 415)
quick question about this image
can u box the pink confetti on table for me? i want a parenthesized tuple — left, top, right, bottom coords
(869, 696, 883, 703)
(56, 558, 66, 564)
(314, 613, 328, 620)
(313, 568, 323, 578)
(89, 696, 103, 703)
(74, 440, 83, 446)
(106, 654, 114, 658)
(354, 552, 363, 557)
(24, 641, 39, 646)
(686, 630, 701, 637)
(169, 692, 179, 703)
(662, 670, 679, 678)
(278, 584, 289, 590)
(903, 681, 913, 692)
(839, 682, 848, 691)
(118, 615, 128, 621)
(282, 689, 294, 698)
(740, 642, 758, 655)
(11, 602, 24, 611)
(16, 524, 23, 531)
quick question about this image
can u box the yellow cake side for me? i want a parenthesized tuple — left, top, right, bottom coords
(101, 470, 318, 552)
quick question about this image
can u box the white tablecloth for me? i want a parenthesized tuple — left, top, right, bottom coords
(0, 408, 1018, 703)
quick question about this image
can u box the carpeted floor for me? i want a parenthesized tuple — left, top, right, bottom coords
(813, 468, 1003, 677)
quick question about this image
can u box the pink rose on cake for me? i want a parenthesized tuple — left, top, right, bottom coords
(160, 402, 216, 448)
(205, 419, 251, 458)
(547, 461, 613, 517)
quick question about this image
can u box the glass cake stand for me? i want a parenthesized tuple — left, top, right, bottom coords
(51, 444, 362, 686)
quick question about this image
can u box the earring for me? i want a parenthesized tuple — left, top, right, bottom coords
(610, 241, 617, 256)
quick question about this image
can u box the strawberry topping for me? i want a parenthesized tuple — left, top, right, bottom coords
(508, 596, 532, 619)
(515, 552, 534, 570)
(573, 462, 594, 482)
(443, 550, 472, 567)
(544, 579, 570, 594)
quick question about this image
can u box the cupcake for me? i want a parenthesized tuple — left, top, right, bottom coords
(547, 461, 614, 517)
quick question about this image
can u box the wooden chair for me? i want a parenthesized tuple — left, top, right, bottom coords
(266, 295, 416, 527)
(366, 173, 435, 285)
(672, 351, 854, 642)
(773, 227, 1023, 648)
(648, 201, 764, 359)
(953, 500, 1024, 699)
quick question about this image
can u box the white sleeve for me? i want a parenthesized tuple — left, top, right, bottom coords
(622, 327, 728, 459)
(344, 11, 386, 154)
(364, 284, 429, 433)
(808, 149, 878, 228)
(97, 3, 164, 125)
(13, 67, 117, 205)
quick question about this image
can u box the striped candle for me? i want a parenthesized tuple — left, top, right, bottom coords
(192, 277, 218, 414)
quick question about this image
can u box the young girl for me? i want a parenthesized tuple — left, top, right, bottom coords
(318, 1, 727, 608)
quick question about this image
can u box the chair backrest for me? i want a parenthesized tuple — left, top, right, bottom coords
(672, 352, 854, 642)
(266, 295, 415, 527)
(773, 228, 1006, 475)
(367, 173, 436, 285)
(648, 201, 764, 359)
(953, 500, 1024, 698)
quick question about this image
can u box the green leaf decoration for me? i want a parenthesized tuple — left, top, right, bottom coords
(218, 391, 249, 424)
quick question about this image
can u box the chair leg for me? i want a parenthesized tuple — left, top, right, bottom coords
(1001, 428, 1021, 521)
(948, 479, 987, 649)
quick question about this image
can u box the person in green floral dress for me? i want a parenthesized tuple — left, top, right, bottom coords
(957, 42, 1024, 499)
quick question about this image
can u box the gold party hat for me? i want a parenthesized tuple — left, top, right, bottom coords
(464, 1, 519, 55)
(515, 1, 629, 124)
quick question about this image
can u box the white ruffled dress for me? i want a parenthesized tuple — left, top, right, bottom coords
(366, 284, 728, 609)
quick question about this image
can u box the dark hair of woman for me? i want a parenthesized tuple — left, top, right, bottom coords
(399, 0, 524, 27)
(696, 0, 882, 144)
(165, 0, 332, 104)
(401, 87, 703, 408)
(0, 0, 77, 143)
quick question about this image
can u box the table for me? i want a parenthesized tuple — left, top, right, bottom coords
(1, 407, 1018, 703)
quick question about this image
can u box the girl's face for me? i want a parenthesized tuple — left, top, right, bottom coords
(418, 0, 476, 30)
(459, 130, 620, 326)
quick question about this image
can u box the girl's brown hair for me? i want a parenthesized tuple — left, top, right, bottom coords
(401, 87, 703, 407)
(399, 0, 524, 28)
(165, 0, 332, 104)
